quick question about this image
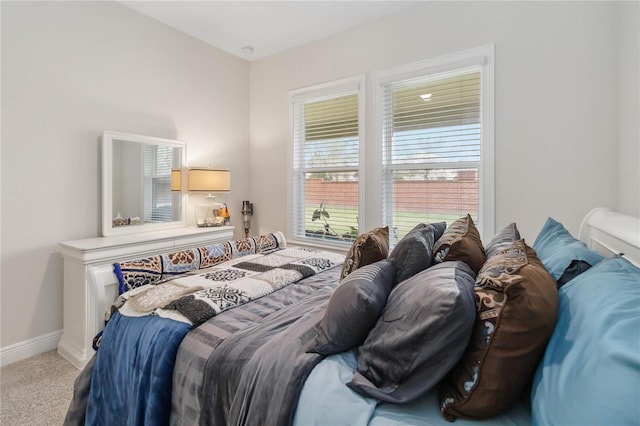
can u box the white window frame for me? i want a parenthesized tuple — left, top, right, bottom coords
(287, 75, 365, 249)
(372, 45, 495, 241)
(143, 144, 178, 224)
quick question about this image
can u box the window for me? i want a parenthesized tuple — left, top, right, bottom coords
(290, 76, 364, 245)
(143, 144, 178, 223)
(381, 68, 484, 243)
(289, 46, 493, 247)
(377, 46, 494, 244)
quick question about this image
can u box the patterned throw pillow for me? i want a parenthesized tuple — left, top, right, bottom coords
(253, 232, 284, 253)
(433, 214, 485, 274)
(340, 227, 389, 282)
(161, 248, 202, 279)
(439, 239, 558, 421)
(199, 242, 233, 269)
(114, 256, 163, 294)
(230, 237, 257, 257)
(116, 249, 203, 294)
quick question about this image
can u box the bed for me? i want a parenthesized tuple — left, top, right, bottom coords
(64, 207, 640, 426)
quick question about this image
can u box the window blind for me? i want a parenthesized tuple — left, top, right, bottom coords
(292, 90, 360, 243)
(304, 95, 358, 142)
(382, 68, 481, 243)
(143, 144, 175, 223)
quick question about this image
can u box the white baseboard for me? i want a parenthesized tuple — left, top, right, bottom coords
(0, 330, 63, 367)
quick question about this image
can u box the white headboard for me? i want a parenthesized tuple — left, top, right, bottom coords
(579, 207, 640, 267)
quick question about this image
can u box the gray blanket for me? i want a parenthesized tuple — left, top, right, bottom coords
(199, 286, 332, 425)
(171, 266, 341, 425)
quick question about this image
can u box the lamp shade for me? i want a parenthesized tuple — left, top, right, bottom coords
(171, 169, 181, 191)
(188, 169, 230, 192)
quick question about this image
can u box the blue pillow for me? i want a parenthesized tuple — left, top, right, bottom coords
(533, 217, 604, 281)
(531, 257, 640, 426)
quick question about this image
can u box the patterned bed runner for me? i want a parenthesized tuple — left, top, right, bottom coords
(118, 247, 344, 326)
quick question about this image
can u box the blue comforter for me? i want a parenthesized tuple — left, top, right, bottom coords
(294, 350, 532, 426)
(85, 312, 191, 425)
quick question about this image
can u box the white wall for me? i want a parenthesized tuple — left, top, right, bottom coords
(617, 1, 640, 215)
(249, 1, 625, 242)
(1, 1, 249, 349)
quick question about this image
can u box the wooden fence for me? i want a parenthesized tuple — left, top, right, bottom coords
(305, 174, 478, 215)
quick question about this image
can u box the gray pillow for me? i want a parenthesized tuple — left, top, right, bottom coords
(389, 222, 446, 284)
(484, 222, 520, 258)
(310, 260, 396, 355)
(347, 261, 476, 403)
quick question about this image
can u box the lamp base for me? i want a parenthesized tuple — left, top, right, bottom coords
(194, 201, 224, 228)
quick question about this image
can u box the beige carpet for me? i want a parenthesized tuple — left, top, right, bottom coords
(0, 350, 80, 425)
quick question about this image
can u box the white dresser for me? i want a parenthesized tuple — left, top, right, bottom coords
(58, 226, 234, 369)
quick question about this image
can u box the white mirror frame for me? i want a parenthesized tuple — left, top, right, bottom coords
(102, 130, 187, 237)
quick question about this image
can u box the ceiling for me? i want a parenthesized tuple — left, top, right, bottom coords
(118, 1, 418, 61)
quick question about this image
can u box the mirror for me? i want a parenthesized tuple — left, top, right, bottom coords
(102, 131, 186, 237)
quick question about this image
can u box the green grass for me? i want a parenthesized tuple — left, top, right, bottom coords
(303, 205, 474, 243)
(304, 205, 358, 241)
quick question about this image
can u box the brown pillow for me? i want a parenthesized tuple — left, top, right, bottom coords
(433, 214, 485, 274)
(340, 226, 389, 282)
(438, 239, 559, 421)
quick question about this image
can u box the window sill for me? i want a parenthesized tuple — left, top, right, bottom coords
(288, 237, 351, 255)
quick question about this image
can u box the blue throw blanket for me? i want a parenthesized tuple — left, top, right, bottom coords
(85, 312, 191, 425)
